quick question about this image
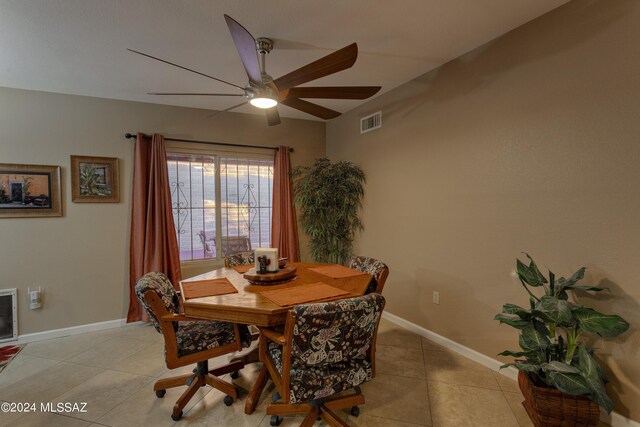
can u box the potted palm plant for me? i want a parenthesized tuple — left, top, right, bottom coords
(292, 158, 365, 265)
(495, 254, 630, 427)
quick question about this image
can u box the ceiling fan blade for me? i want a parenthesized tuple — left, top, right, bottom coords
(265, 107, 281, 126)
(206, 101, 248, 118)
(127, 48, 243, 90)
(274, 43, 358, 92)
(148, 92, 244, 96)
(224, 15, 263, 87)
(281, 98, 341, 120)
(283, 86, 381, 100)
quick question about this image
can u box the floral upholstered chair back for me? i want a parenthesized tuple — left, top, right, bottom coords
(224, 251, 255, 267)
(135, 272, 180, 333)
(290, 293, 385, 368)
(348, 256, 389, 294)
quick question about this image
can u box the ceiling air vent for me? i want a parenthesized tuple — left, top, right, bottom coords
(360, 111, 382, 134)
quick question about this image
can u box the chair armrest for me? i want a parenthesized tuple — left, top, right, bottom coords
(159, 313, 193, 322)
(258, 327, 286, 345)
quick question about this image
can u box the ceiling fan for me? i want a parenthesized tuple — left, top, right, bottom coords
(128, 15, 381, 126)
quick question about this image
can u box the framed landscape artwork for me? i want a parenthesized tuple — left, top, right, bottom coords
(71, 155, 120, 203)
(0, 163, 62, 218)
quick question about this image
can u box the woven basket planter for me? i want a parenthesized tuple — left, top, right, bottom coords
(518, 370, 600, 427)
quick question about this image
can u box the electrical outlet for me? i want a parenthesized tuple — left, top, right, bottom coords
(433, 291, 440, 305)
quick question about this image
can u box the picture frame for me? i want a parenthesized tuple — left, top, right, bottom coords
(70, 155, 120, 203)
(0, 163, 62, 218)
(0, 288, 18, 343)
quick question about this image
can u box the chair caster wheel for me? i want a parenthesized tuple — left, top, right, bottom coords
(155, 389, 166, 398)
(230, 370, 240, 379)
(171, 411, 183, 421)
(223, 395, 234, 406)
(270, 415, 283, 426)
(271, 391, 281, 403)
(350, 406, 360, 417)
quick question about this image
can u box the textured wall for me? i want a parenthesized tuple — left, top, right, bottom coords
(327, 0, 640, 421)
(0, 87, 324, 335)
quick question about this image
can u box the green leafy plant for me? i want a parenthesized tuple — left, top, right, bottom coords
(0, 184, 7, 203)
(79, 165, 109, 195)
(495, 254, 630, 413)
(292, 158, 365, 265)
(22, 176, 32, 197)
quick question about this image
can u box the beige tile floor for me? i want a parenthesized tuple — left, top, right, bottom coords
(0, 319, 610, 427)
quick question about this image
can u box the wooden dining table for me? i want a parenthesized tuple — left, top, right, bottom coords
(180, 262, 372, 327)
(179, 261, 373, 414)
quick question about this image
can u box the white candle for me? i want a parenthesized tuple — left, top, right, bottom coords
(254, 248, 278, 273)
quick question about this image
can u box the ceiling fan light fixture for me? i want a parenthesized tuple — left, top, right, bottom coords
(249, 96, 278, 109)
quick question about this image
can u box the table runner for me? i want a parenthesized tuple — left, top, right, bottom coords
(260, 282, 349, 307)
(308, 264, 368, 279)
(231, 264, 253, 273)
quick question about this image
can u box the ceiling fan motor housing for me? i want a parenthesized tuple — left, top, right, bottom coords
(255, 37, 273, 55)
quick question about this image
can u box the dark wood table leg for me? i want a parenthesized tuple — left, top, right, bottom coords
(244, 364, 270, 415)
(231, 347, 260, 366)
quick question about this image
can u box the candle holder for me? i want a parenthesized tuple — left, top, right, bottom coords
(257, 255, 270, 274)
(254, 248, 279, 273)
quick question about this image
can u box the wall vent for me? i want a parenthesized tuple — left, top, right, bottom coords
(0, 289, 17, 343)
(360, 111, 382, 134)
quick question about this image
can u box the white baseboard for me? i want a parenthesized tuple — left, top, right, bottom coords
(381, 311, 640, 427)
(382, 311, 519, 381)
(15, 318, 129, 344)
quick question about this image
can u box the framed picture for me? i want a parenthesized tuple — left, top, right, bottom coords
(0, 163, 62, 218)
(71, 155, 120, 203)
(0, 289, 18, 343)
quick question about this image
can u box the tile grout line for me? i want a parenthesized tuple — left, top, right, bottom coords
(5, 331, 252, 426)
(376, 342, 429, 381)
(48, 411, 113, 426)
(424, 378, 507, 392)
(357, 413, 429, 426)
(3, 361, 158, 424)
(490, 369, 528, 427)
(421, 334, 435, 427)
(502, 389, 526, 427)
(9, 352, 66, 363)
(32, 358, 159, 381)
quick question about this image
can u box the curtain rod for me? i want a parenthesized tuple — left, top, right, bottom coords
(123, 133, 293, 152)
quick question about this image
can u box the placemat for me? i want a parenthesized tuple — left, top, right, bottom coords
(182, 278, 238, 300)
(308, 264, 368, 279)
(260, 282, 349, 307)
(231, 264, 253, 273)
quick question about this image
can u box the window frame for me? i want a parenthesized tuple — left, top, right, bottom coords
(165, 142, 275, 269)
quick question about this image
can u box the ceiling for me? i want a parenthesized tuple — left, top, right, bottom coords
(0, 0, 569, 121)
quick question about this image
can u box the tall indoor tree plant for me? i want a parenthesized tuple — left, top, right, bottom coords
(292, 158, 365, 265)
(496, 254, 630, 426)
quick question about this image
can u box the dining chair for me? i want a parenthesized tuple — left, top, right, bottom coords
(198, 232, 252, 259)
(221, 235, 252, 256)
(197, 230, 215, 258)
(135, 272, 251, 421)
(224, 251, 255, 268)
(348, 256, 389, 294)
(258, 293, 386, 426)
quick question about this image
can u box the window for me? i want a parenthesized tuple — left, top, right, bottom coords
(167, 153, 273, 262)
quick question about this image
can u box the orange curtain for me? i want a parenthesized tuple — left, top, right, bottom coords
(127, 133, 182, 322)
(271, 146, 300, 262)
